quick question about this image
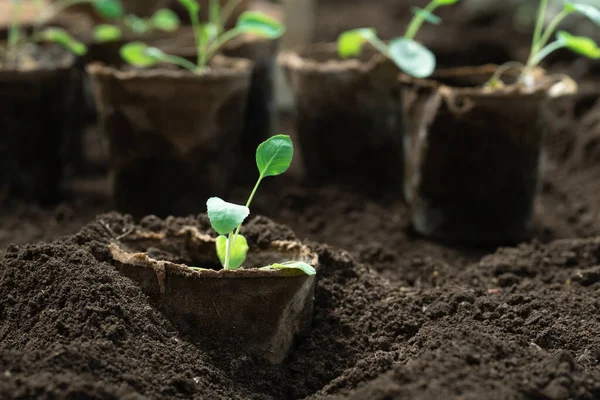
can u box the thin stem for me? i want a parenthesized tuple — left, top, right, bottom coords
(529, 40, 565, 67)
(537, 9, 570, 51)
(530, 0, 549, 58)
(162, 54, 199, 72)
(184, 4, 202, 66)
(209, 0, 222, 34)
(205, 26, 243, 61)
(224, 232, 232, 269)
(367, 36, 390, 57)
(221, 0, 243, 30)
(231, 174, 263, 248)
(404, 0, 439, 40)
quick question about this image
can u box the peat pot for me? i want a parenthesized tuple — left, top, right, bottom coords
(107, 224, 318, 364)
(0, 45, 82, 203)
(402, 65, 576, 243)
(87, 56, 253, 217)
(280, 43, 404, 194)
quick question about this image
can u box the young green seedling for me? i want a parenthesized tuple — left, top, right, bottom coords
(119, 0, 284, 73)
(202, 135, 315, 276)
(337, 0, 459, 78)
(93, 9, 181, 42)
(487, 0, 600, 87)
(1, 0, 123, 66)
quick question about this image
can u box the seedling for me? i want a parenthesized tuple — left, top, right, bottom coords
(1, 0, 123, 66)
(119, 0, 284, 73)
(336, 0, 459, 78)
(487, 0, 600, 87)
(201, 135, 315, 276)
(93, 9, 181, 43)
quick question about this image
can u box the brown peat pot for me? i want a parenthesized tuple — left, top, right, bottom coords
(87, 55, 252, 217)
(107, 224, 318, 364)
(401, 65, 576, 243)
(280, 43, 404, 193)
(0, 45, 83, 203)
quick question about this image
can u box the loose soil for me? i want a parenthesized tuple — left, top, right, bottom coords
(2, 3, 600, 398)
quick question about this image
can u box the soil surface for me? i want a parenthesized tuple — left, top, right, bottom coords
(2, 3, 600, 399)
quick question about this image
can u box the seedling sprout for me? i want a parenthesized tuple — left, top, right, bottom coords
(119, 0, 284, 73)
(336, 0, 459, 78)
(93, 9, 181, 42)
(487, 0, 600, 87)
(200, 135, 315, 276)
(1, 0, 123, 66)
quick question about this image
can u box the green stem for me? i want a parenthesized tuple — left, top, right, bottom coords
(529, 40, 565, 67)
(184, 4, 202, 67)
(7, 1, 23, 66)
(209, 0, 222, 34)
(404, 0, 439, 40)
(530, 0, 549, 59)
(221, 0, 242, 31)
(224, 232, 232, 269)
(205, 26, 243, 61)
(367, 36, 390, 57)
(537, 9, 570, 51)
(162, 54, 199, 72)
(230, 174, 263, 249)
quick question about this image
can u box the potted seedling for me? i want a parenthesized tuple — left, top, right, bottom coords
(108, 135, 317, 364)
(0, 0, 111, 202)
(87, 1, 283, 217)
(279, 0, 458, 194)
(402, 0, 597, 243)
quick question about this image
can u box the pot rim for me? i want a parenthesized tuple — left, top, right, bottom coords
(0, 46, 74, 76)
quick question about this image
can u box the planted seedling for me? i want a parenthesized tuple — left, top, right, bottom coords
(487, 0, 600, 88)
(1, 0, 123, 66)
(93, 9, 181, 42)
(336, 0, 459, 78)
(119, 0, 284, 73)
(199, 134, 315, 276)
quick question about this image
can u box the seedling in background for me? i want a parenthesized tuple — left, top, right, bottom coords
(488, 0, 600, 87)
(201, 135, 315, 276)
(120, 0, 284, 73)
(337, 0, 459, 78)
(93, 9, 181, 42)
(1, 0, 123, 66)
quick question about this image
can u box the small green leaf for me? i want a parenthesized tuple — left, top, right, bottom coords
(151, 9, 181, 32)
(388, 37, 436, 78)
(200, 23, 218, 43)
(178, 0, 199, 15)
(120, 41, 159, 67)
(93, 24, 122, 42)
(565, 2, 600, 26)
(261, 261, 316, 276)
(411, 7, 441, 25)
(256, 134, 293, 178)
(337, 28, 376, 58)
(557, 30, 600, 59)
(216, 234, 249, 269)
(93, 0, 124, 19)
(434, 0, 459, 5)
(124, 14, 149, 34)
(236, 11, 285, 39)
(206, 197, 250, 235)
(37, 28, 87, 55)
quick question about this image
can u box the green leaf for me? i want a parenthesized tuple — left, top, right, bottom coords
(557, 30, 600, 59)
(236, 11, 285, 39)
(178, 0, 199, 15)
(151, 9, 181, 32)
(124, 14, 149, 34)
(120, 41, 159, 67)
(565, 2, 600, 26)
(411, 7, 441, 25)
(209, 0, 220, 26)
(37, 28, 87, 56)
(337, 28, 376, 58)
(261, 261, 316, 276)
(256, 134, 294, 178)
(93, 0, 124, 19)
(388, 37, 436, 78)
(216, 234, 248, 269)
(434, 0, 459, 5)
(206, 197, 250, 235)
(200, 23, 218, 43)
(93, 24, 122, 42)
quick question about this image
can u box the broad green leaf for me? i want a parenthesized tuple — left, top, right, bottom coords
(337, 28, 376, 58)
(256, 134, 293, 178)
(557, 31, 600, 59)
(93, 24, 122, 42)
(93, 0, 124, 19)
(236, 11, 285, 39)
(124, 14, 149, 34)
(216, 234, 249, 269)
(261, 261, 316, 276)
(206, 197, 249, 235)
(565, 2, 600, 26)
(120, 41, 159, 67)
(434, 0, 459, 5)
(151, 9, 180, 32)
(388, 37, 436, 78)
(411, 7, 441, 25)
(37, 28, 87, 55)
(178, 0, 199, 15)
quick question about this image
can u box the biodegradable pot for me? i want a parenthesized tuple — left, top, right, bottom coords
(280, 44, 404, 193)
(402, 65, 576, 243)
(0, 46, 82, 203)
(107, 225, 318, 364)
(87, 56, 253, 217)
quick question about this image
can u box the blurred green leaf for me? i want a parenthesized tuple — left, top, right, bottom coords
(337, 28, 376, 58)
(261, 261, 316, 276)
(411, 7, 441, 25)
(178, 0, 199, 15)
(434, 0, 459, 5)
(93, 0, 124, 19)
(388, 37, 436, 78)
(124, 14, 149, 34)
(557, 30, 600, 58)
(120, 41, 159, 66)
(37, 28, 87, 55)
(236, 11, 285, 39)
(151, 9, 180, 32)
(565, 2, 600, 26)
(93, 24, 122, 42)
